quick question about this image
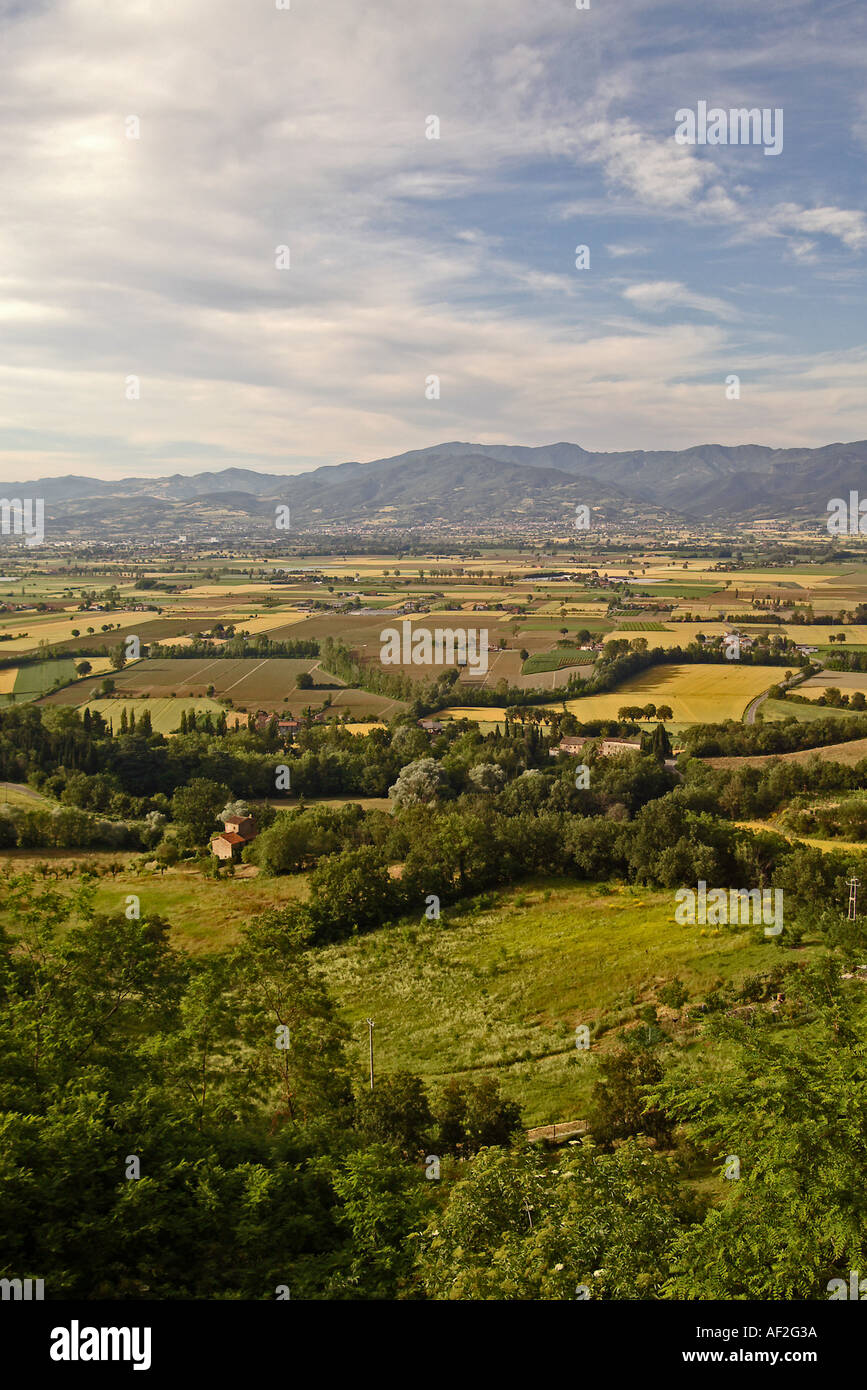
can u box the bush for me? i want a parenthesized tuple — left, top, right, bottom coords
(657, 978, 689, 1009)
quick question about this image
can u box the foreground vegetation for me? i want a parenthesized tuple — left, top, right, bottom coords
(2, 543, 867, 1300)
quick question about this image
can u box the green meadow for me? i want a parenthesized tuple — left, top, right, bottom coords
(314, 877, 798, 1126)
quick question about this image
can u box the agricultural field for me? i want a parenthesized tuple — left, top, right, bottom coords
(735, 820, 866, 856)
(42, 655, 406, 720)
(0, 657, 78, 704)
(705, 737, 867, 769)
(51, 656, 329, 701)
(7, 548, 867, 734)
(522, 648, 596, 675)
(82, 697, 245, 734)
(607, 622, 728, 647)
(761, 698, 863, 724)
(0, 782, 53, 809)
(798, 670, 867, 695)
(439, 663, 781, 729)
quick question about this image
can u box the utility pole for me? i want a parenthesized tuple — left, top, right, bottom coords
(848, 877, 860, 922)
(365, 1018, 375, 1090)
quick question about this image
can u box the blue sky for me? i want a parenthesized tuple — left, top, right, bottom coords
(1, 0, 866, 479)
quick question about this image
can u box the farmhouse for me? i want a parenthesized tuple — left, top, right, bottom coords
(211, 814, 257, 860)
(553, 735, 642, 758)
(211, 831, 246, 860)
(600, 739, 642, 756)
(224, 814, 256, 840)
(556, 735, 587, 755)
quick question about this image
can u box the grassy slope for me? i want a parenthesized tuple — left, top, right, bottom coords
(0, 783, 54, 809)
(704, 737, 867, 769)
(314, 877, 796, 1127)
(0, 857, 800, 1126)
(0, 857, 309, 953)
(93, 868, 310, 952)
(736, 819, 865, 855)
(761, 697, 862, 724)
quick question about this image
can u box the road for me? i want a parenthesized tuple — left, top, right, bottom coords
(744, 663, 823, 725)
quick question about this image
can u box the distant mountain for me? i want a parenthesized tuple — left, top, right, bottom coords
(3, 438, 866, 538)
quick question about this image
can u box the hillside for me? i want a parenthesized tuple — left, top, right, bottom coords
(4, 436, 867, 538)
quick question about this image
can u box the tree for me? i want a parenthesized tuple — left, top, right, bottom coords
(648, 722, 673, 763)
(230, 907, 352, 1123)
(307, 845, 398, 940)
(658, 958, 867, 1299)
(110, 644, 127, 671)
(433, 1076, 522, 1154)
(325, 1147, 430, 1298)
(171, 778, 231, 847)
(388, 757, 450, 807)
(416, 1140, 691, 1300)
(75, 661, 92, 677)
(589, 1042, 674, 1149)
(467, 762, 505, 794)
(355, 1071, 433, 1154)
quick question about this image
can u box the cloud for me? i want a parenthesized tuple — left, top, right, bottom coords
(770, 204, 867, 251)
(0, 0, 865, 480)
(606, 243, 649, 259)
(621, 281, 739, 321)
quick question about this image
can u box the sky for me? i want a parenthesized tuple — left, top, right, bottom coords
(1, 0, 867, 480)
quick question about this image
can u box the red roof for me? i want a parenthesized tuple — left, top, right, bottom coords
(213, 831, 245, 845)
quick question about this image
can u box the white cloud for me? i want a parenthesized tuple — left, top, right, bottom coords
(0, 0, 864, 479)
(770, 204, 867, 251)
(622, 281, 739, 321)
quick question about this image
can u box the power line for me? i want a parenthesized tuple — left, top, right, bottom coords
(365, 1018, 375, 1090)
(848, 876, 860, 922)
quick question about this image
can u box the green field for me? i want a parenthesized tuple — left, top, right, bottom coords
(522, 648, 596, 675)
(613, 621, 667, 631)
(0, 857, 310, 953)
(761, 698, 863, 724)
(90, 867, 309, 952)
(315, 877, 790, 1126)
(0, 658, 77, 705)
(83, 696, 237, 734)
(521, 618, 611, 632)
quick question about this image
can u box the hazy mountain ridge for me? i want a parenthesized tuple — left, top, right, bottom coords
(3, 439, 866, 536)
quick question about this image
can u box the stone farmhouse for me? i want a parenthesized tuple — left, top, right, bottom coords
(211, 813, 257, 861)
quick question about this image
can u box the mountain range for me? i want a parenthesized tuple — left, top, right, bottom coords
(3, 439, 867, 539)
